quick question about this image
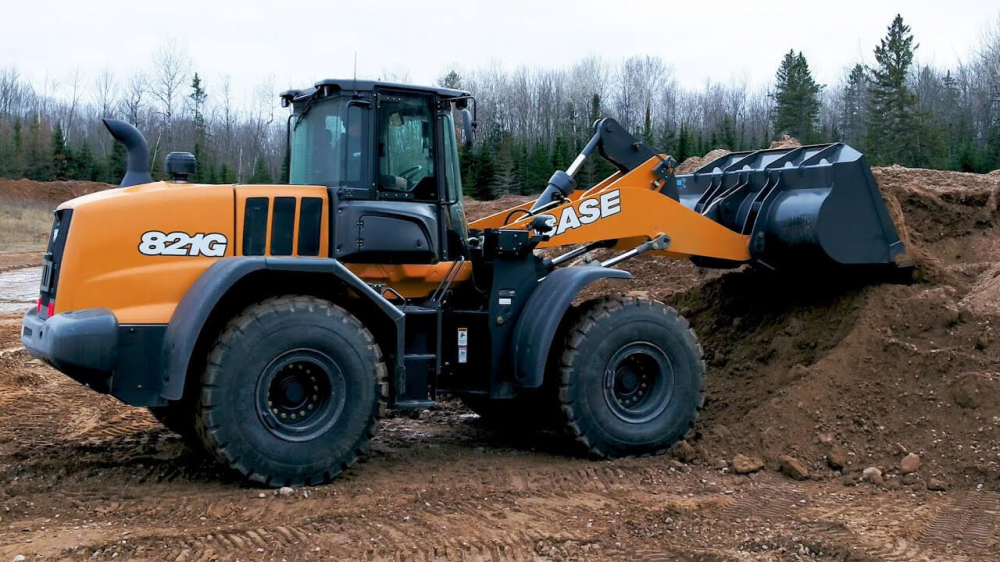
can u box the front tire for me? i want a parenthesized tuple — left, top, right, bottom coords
(194, 296, 386, 487)
(557, 296, 704, 458)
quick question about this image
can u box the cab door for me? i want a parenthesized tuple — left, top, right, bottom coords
(334, 90, 443, 264)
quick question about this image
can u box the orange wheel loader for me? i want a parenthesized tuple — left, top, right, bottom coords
(21, 79, 905, 487)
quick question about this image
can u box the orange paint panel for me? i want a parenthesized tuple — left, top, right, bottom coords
(522, 188, 750, 260)
(346, 262, 473, 299)
(234, 185, 330, 257)
(55, 182, 235, 323)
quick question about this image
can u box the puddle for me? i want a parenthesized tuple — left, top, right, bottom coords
(0, 266, 41, 313)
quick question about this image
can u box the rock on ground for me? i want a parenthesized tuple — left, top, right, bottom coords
(900, 453, 921, 474)
(670, 440, 697, 463)
(732, 454, 765, 474)
(779, 455, 809, 480)
(827, 445, 850, 470)
(863, 467, 883, 485)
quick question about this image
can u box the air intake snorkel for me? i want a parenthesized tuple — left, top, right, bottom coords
(102, 118, 152, 188)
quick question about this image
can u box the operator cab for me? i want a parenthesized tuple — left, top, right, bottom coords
(280, 80, 475, 265)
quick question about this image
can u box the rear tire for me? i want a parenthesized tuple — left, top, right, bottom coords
(193, 295, 386, 487)
(557, 296, 704, 458)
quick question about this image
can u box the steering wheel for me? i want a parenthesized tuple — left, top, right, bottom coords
(398, 165, 423, 181)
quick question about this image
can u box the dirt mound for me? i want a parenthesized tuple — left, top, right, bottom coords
(595, 164, 1000, 490)
(463, 194, 533, 221)
(769, 135, 802, 149)
(0, 178, 114, 205)
(676, 148, 731, 174)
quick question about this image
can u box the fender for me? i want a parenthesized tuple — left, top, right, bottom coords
(160, 256, 404, 400)
(511, 267, 632, 388)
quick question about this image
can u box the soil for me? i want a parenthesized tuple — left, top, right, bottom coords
(769, 135, 803, 149)
(2, 165, 1000, 560)
(0, 252, 42, 274)
(676, 149, 733, 175)
(0, 178, 114, 205)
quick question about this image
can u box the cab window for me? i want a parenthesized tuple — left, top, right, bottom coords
(378, 94, 436, 200)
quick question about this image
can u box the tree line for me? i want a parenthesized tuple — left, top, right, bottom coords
(0, 14, 997, 199)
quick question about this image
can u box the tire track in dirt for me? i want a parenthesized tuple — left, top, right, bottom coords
(3, 322, 1000, 561)
(920, 491, 999, 552)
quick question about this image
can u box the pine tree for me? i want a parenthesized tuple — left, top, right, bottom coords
(526, 141, 551, 192)
(772, 50, 823, 141)
(248, 156, 273, 184)
(472, 142, 496, 200)
(866, 14, 923, 166)
(677, 123, 692, 162)
(218, 163, 238, 184)
(490, 136, 516, 198)
(841, 64, 869, 149)
(107, 140, 127, 184)
(438, 70, 462, 90)
(717, 115, 738, 151)
(658, 123, 677, 157)
(2, 118, 27, 178)
(51, 122, 72, 180)
(189, 73, 211, 182)
(459, 143, 476, 196)
(75, 140, 95, 181)
(642, 102, 654, 146)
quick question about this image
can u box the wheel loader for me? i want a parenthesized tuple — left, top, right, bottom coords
(21, 79, 905, 487)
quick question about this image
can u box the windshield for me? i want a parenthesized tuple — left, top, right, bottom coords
(289, 97, 365, 187)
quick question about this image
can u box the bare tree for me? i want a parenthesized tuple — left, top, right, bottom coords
(64, 68, 84, 143)
(93, 68, 117, 119)
(120, 71, 147, 127)
(150, 40, 190, 149)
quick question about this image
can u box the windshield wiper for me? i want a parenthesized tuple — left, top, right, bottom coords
(293, 92, 319, 130)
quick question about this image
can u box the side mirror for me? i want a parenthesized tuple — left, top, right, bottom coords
(460, 108, 475, 147)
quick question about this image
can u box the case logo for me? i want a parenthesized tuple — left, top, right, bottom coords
(554, 190, 622, 236)
(139, 231, 228, 257)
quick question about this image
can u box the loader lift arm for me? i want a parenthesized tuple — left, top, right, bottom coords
(471, 117, 903, 271)
(470, 118, 753, 265)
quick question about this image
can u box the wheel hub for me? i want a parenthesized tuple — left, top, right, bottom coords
(603, 342, 674, 424)
(256, 349, 346, 441)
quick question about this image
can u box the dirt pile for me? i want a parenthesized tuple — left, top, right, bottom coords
(769, 135, 802, 149)
(574, 164, 1000, 490)
(676, 148, 731, 174)
(0, 178, 114, 205)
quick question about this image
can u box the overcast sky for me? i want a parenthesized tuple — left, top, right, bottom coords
(2, 0, 996, 105)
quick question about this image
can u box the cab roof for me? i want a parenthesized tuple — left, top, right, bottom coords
(280, 79, 470, 104)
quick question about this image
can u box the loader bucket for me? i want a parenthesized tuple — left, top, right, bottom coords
(675, 143, 904, 269)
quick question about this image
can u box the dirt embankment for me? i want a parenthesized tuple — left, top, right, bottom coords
(0, 178, 115, 205)
(0, 178, 115, 256)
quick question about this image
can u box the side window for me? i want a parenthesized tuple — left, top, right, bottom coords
(344, 104, 366, 186)
(378, 94, 436, 200)
(441, 112, 463, 203)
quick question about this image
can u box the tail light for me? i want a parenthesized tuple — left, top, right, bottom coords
(47, 300, 55, 318)
(36, 298, 43, 313)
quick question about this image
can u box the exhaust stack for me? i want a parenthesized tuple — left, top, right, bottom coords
(102, 118, 152, 188)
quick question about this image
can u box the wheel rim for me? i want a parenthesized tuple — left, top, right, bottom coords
(255, 349, 346, 442)
(602, 342, 674, 424)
